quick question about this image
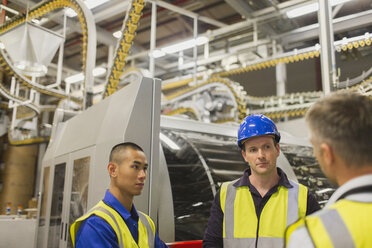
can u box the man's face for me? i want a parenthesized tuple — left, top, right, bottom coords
(309, 134, 337, 186)
(115, 148, 148, 197)
(241, 135, 280, 177)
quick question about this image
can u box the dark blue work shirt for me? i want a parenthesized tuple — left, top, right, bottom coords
(75, 190, 168, 248)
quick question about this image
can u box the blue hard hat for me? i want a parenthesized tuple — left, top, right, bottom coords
(237, 114, 280, 148)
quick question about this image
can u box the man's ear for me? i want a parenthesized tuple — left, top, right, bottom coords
(320, 143, 335, 167)
(276, 143, 280, 156)
(241, 149, 248, 162)
(107, 162, 117, 178)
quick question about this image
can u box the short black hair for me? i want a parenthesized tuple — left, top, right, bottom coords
(109, 142, 144, 163)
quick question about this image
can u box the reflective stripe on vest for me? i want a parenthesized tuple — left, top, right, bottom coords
(138, 211, 155, 248)
(305, 199, 372, 248)
(319, 209, 355, 248)
(70, 201, 155, 248)
(221, 179, 308, 248)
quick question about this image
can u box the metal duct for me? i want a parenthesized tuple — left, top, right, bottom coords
(0, 22, 64, 77)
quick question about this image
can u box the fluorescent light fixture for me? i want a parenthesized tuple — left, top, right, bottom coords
(151, 36, 209, 58)
(332, 0, 353, 5)
(152, 49, 166, 58)
(65, 67, 106, 84)
(162, 36, 209, 54)
(286, 0, 353, 18)
(286, 2, 318, 18)
(0, 42, 5, 49)
(65, 73, 84, 84)
(85, 0, 110, 9)
(66, 0, 110, 18)
(31, 19, 40, 24)
(113, 31, 122, 39)
(30, 17, 48, 24)
(160, 133, 180, 150)
(93, 67, 106, 77)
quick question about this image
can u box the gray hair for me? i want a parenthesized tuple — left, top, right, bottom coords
(306, 92, 372, 167)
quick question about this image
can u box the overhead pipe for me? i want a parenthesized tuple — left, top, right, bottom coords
(318, 0, 336, 94)
(149, 2, 157, 77)
(147, 0, 226, 28)
(126, 6, 372, 65)
(193, 16, 197, 84)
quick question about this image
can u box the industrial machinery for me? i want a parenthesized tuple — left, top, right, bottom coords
(0, 1, 355, 247)
(36, 75, 161, 248)
(35, 73, 335, 248)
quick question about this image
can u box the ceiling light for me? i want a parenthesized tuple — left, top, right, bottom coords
(286, 2, 318, 18)
(30, 17, 48, 24)
(286, 0, 353, 18)
(65, 73, 84, 84)
(85, 0, 110, 9)
(151, 36, 209, 58)
(196, 36, 209, 45)
(160, 133, 180, 150)
(162, 36, 209, 54)
(65, 67, 106, 84)
(0, 42, 4, 49)
(66, 0, 110, 18)
(113, 31, 122, 39)
(152, 49, 166, 58)
(93, 67, 106, 77)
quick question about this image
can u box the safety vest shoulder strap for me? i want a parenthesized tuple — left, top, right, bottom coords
(220, 179, 240, 239)
(70, 201, 126, 248)
(288, 180, 308, 222)
(287, 199, 372, 248)
(138, 211, 156, 248)
(305, 208, 355, 248)
(284, 217, 305, 243)
(220, 179, 239, 212)
(70, 201, 157, 248)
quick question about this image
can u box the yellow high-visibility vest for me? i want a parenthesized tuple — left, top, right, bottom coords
(286, 199, 372, 248)
(70, 201, 155, 248)
(220, 179, 308, 248)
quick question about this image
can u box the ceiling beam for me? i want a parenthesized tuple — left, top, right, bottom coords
(278, 9, 372, 46)
(224, 0, 277, 36)
(224, 0, 254, 19)
(148, 0, 227, 28)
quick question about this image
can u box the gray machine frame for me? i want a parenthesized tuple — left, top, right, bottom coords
(36, 76, 161, 248)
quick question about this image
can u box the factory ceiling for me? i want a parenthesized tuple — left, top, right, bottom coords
(2, 0, 372, 82)
(0, 0, 370, 144)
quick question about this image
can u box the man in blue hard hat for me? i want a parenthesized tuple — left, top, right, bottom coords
(203, 114, 320, 248)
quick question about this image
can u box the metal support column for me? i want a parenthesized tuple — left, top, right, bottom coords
(276, 62, 287, 96)
(318, 0, 337, 95)
(107, 45, 114, 70)
(149, 2, 157, 77)
(273, 41, 286, 96)
(193, 17, 198, 84)
(46, 11, 66, 90)
(77, 0, 97, 109)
